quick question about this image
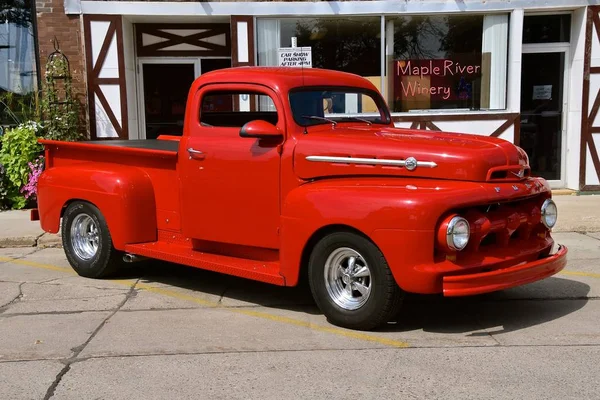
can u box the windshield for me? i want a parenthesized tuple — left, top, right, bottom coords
(289, 87, 391, 127)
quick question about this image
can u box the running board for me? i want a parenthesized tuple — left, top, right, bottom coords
(124, 241, 285, 286)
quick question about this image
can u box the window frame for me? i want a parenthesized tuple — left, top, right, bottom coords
(192, 83, 287, 137)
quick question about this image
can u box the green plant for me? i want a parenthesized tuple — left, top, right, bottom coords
(0, 121, 43, 209)
(0, 90, 43, 126)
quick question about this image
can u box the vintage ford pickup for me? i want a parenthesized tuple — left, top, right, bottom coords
(35, 67, 567, 330)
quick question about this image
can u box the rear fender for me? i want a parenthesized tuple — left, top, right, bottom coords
(37, 163, 157, 249)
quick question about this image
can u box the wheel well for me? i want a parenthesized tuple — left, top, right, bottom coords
(298, 224, 370, 286)
(60, 199, 93, 218)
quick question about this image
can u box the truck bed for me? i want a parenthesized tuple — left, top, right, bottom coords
(86, 140, 179, 153)
(39, 138, 179, 160)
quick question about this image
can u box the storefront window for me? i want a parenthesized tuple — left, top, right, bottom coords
(257, 17, 381, 85)
(257, 14, 508, 115)
(387, 14, 508, 112)
(0, 0, 39, 125)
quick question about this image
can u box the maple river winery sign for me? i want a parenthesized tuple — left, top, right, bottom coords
(393, 57, 482, 110)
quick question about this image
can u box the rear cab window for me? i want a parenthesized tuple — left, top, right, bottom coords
(200, 92, 278, 128)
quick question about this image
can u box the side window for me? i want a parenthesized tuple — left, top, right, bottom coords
(200, 91, 278, 128)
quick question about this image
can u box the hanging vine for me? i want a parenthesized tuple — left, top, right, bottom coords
(43, 38, 81, 141)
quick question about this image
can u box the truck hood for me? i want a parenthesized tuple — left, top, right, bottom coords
(293, 126, 530, 182)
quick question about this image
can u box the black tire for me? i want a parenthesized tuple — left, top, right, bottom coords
(62, 201, 124, 278)
(308, 231, 404, 330)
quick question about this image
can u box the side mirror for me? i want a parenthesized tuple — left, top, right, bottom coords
(240, 120, 282, 139)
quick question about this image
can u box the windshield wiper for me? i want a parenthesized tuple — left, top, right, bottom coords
(301, 115, 337, 126)
(341, 116, 372, 125)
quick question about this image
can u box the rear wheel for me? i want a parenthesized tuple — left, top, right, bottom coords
(308, 231, 404, 330)
(62, 201, 124, 278)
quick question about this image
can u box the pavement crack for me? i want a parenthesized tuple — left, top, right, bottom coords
(0, 248, 42, 265)
(582, 232, 600, 241)
(0, 282, 25, 311)
(42, 279, 139, 400)
(217, 286, 229, 304)
(34, 232, 46, 247)
(473, 312, 502, 346)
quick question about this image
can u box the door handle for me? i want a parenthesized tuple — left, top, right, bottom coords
(187, 147, 205, 160)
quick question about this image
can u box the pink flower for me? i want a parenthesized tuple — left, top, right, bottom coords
(21, 156, 45, 200)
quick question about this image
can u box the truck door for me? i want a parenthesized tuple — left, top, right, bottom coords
(180, 84, 284, 249)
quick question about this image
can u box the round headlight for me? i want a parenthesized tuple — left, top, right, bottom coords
(541, 199, 557, 229)
(446, 216, 470, 251)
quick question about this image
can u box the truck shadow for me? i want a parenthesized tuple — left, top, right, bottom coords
(381, 276, 590, 335)
(120, 260, 318, 312)
(118, 262, 590, 335)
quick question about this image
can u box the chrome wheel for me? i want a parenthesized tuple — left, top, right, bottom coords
(324, 247, 372, 310)
(70, 214, 100, 260)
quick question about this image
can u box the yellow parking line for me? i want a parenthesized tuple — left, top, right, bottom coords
(560, 270, 600, 279)
(0, 256, 73, 273)
(0, 256, 410, 349)
(137, 282, 409, 348)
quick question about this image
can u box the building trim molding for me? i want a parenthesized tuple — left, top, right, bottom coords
(70, 0, 592, 17)
(83, 14, 129, 140)
(392, 113, 520, 144)
(580, 5, 600, 190)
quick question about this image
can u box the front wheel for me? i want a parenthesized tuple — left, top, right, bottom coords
(62, 201, 124, 278)
(308, 232, 404, 330)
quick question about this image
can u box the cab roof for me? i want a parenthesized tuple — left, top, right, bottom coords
(192, 67, 379, 94)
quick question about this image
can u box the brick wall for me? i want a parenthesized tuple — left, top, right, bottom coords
(35, 0, 88, 134)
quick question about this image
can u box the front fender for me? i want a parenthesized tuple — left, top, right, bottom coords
(37, 163, 157, 249)
(280, 179, 437, 286)
(279, 177, 551, 289)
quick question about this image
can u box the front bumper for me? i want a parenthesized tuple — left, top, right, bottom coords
(442, 245, 567, 296)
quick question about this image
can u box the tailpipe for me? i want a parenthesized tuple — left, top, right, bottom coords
(123, 253, 148, 263)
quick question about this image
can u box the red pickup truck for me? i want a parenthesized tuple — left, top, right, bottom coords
(35, 67, 567, 330)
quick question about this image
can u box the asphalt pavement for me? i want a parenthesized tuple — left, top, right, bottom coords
(0, 231, 599, 399)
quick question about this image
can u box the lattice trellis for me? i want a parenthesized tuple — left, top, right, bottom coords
(44, 38, 81, 141)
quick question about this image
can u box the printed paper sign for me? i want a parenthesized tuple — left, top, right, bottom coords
(278, 47, 312, 68)
(532, 85, 552, 100)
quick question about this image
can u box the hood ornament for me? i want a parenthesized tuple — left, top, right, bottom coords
(512, 185, 519, 191)
(494, 187, 501, 193)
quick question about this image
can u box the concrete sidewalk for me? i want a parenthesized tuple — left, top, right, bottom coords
(0, 194, 598, 247)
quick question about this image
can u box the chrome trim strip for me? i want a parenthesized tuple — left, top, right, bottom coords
(305, 155, 437, 168)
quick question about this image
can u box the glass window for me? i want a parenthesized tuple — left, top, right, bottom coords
(0, 0, 39, 125)
(200, 92, 278, 127)
(289, 87, 390, 127)
(257, 17, 381, 85)
(523, 15, 571, 44)
(386, 14, 508, 112)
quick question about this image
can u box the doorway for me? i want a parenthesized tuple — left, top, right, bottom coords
(520, 45, 568, 186)
(137, 58, 231, 139)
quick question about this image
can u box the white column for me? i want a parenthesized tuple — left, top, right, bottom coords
(506, 9, 524, 113)
(481, 14, 508, 109)
(237, 21, 249, 63)
(567, 8, 587, 189)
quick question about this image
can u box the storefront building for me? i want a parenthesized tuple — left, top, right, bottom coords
(29, 0, 600, 191)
